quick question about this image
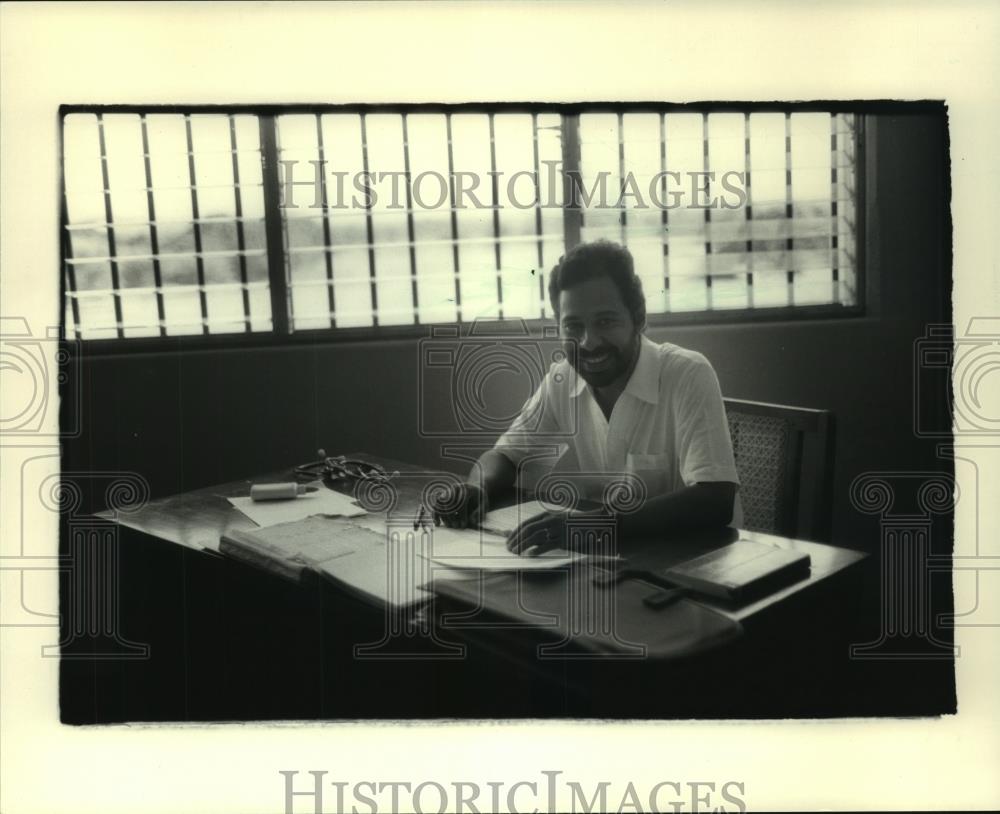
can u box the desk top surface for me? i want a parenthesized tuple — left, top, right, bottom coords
(97, 452, 867, 624)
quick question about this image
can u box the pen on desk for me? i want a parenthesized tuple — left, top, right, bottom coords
(249, 483, 319, 502)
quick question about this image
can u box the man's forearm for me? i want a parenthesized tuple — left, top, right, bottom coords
(615, 482, 737, 541)
(466, 449, 517, 503)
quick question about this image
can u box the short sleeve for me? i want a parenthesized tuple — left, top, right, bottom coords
(494, 375, 566, 471)
(673, 358, 741, 487)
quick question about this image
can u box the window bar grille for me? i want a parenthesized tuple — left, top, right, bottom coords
(63, 107, 863, 341)
(702, 113, 713, 310)
(139, 115, 167, 336)
(784, 111, 794, 306)
(358, 113, 379, 327)
(659, 112, 670, 312)
(315, 114, 337, 327)
(744, 112, 755, 309)
(850, 116, 861, 300)
(561, 113, 582, 250)
(830, 113, 840, 304)
(227, 115, 253, 333)
(66, 248, 263, 265)
(183, 114, 211, 335)
(531, 112, 546, 318)
(65, 214, 262, 230)
(73, 182, 262, 195)
(841, 116, 857, 289)
(288, 232, 565, 256)
(617, 111, 627, 245)
(95, 113, 125, 339)
(401, 113, 420, 323)
(488, 113, 504, 319)
(60, 150, 82, 339)
(258, 115, 290, 334)
(445, 113, 463, 321)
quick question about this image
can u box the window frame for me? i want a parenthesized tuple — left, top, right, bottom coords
(60, 102, 868, 355)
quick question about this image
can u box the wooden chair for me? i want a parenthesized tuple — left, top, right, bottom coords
(724, 398, 835, 542)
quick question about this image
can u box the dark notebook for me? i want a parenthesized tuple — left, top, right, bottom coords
(662, 540, 811, 602)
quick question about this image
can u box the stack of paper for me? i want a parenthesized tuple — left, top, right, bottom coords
(220, 516, 376, 582)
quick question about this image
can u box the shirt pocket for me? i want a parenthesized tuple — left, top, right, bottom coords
(624, 452, 675, 499)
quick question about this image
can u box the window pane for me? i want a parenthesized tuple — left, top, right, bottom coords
(408, 113, 459, 324)
(280, 110, 567, 329)
(576, 109, 857, 316)
(64, 106, 859, 342)
(62, 112, 271, 338)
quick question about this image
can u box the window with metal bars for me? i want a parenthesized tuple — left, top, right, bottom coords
(60, 107, 860, 342)
(62, 112, 272, 339)
(575, 111, 859, 312)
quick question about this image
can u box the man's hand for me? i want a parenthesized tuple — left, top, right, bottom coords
(505, 511, 568, 556)
(507, 508, 621, 557)
(430, 483, 487, 529)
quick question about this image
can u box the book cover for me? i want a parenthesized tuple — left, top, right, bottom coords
(662, 540, 811, 601)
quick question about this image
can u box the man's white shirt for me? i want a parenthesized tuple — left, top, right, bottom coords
(495, 335, 743, 526)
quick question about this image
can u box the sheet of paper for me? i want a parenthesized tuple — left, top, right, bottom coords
(420, 525, 581, 571)
(228, 487, 367, 528)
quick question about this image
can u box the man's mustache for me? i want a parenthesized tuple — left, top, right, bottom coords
(574, 346, 619, 360)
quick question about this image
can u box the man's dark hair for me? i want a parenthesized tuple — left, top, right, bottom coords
(547, 239, 646, 328)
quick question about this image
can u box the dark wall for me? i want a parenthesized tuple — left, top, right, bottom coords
(63, 111, 950, 552)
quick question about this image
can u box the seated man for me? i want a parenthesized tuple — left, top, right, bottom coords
(431, 239, 742, 554)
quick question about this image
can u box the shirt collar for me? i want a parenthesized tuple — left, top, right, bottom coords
(568, 335, 660, 404)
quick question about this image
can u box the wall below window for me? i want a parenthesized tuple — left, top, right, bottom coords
(63, 111, 950, 552)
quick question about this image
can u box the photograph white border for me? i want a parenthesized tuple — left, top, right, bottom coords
(2, 2, 998, 812)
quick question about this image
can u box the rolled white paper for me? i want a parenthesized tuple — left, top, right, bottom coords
(249, 482, 306, 501)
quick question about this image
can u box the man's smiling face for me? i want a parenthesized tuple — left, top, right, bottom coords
(558, 274, 641, 389)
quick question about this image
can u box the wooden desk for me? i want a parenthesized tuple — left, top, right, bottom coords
(83, 453, 875, 721)
(98, 452, 866, 618)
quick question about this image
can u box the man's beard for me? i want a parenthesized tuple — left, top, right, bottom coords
(568, 333, 641, 389)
